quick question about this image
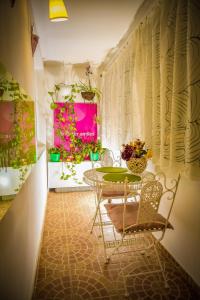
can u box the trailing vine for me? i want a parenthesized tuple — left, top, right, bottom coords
(48, 82, 102, 182)
(0, 63, 36, 192)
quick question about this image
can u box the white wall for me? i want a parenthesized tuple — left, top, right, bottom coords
(162, 176, 200, 285)
(0, 2, 48, 299)
(0, 150, 47, 300)
(0, 0, 34, 96)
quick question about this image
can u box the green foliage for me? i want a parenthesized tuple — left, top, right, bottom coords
(48, 147, 60, 154)
(47, 80, 102, 182)
(86, 140, 105, 154)
(71, 82, 101, 101)
(0, 63, 36, 193)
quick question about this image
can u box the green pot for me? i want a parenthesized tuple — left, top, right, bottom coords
(90, 152, 99, 161)
(50, 153, 60, 162)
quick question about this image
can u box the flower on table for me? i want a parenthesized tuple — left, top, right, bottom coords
(121, 139, 151, 161)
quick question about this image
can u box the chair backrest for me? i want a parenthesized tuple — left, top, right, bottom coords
(98, 180, 129, 199)
(101, 149, 121, 167)
(137, 181, 163, 224)
(91, 149, 122, 168)
(137, 173, 180, 226)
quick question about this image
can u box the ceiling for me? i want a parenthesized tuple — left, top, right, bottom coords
(31, 0, 143, 65)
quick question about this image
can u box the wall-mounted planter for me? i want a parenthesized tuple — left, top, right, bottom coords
(50, 153, 60, 162)
(90, 152, 99, 161)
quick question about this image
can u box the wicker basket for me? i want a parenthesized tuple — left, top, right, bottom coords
(126, 156, 147, 174)
(81, 91, 95, 101)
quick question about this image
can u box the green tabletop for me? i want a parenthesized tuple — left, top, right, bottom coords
(103, 173, 141, 183)
(96, 167, 128, 173)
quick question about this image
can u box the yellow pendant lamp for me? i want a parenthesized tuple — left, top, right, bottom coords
(49, 0, 68, 22)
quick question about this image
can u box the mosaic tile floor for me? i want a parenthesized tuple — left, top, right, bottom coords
(32, 191, 200, 300)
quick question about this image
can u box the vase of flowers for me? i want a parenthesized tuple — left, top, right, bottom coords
(121, 139, 149, 174)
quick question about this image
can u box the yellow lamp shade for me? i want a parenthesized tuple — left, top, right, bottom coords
(49, 0, 68, 22)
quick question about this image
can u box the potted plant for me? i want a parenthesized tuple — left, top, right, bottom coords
(75, 65, 101, 101)
(48, 147, 61, 162)
(89, 140, 105, 161)
(78, 82, 101, 101)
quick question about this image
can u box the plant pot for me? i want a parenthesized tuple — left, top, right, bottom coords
(81, 91, 95, 101)
(90, 151, 99, 161)
(50, 153, 60, 162)
(126, 156, 147, 174)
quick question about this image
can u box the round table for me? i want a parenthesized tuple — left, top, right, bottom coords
(84, 167, 155, 236)
(83, 167, 155, 188)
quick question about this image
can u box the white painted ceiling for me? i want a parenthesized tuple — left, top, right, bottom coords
(31, 0, 143, 65)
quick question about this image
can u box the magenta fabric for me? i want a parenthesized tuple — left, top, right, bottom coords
(54, 103, 97, 150)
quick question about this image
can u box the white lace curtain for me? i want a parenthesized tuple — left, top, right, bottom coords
(100, 0, 200, 178)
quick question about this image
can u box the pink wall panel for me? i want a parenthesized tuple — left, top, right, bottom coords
(54, 103, 97, 150)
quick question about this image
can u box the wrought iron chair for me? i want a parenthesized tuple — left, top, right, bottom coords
(91, 149, 122, 168)
(96, 172, 180, 296)
(83, 169, 156, 235)
(90, 176, 141, 235)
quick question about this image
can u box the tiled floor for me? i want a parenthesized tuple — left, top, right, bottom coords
(32, 191, 200, 300)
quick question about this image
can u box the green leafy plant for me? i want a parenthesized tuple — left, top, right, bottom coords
(48, 92, 85, 181)
(48, 65, 101, 104)
(88, 140, 105, 154)
(75, 81, 101, 101)
(48, 147, 60, 154)
(48, 79, 102, 181)
(74, 65, 101, 101)
(0, 63, 36, 193)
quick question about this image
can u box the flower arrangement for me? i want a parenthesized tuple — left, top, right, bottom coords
(121, 139, 148, 161)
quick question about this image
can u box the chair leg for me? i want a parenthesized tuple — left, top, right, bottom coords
(153, 241, 169, 288)
(98, 204, 109, 262)
(90, 202, 100, 234)
(106, 236, 125, 263)
(90, 192, 101, 234)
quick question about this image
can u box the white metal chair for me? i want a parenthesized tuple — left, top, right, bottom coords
(90, 177, 141, 235)
(96, 172, 180, 296)
(84, 169, 156, 235)
(91, 149, 122, 168)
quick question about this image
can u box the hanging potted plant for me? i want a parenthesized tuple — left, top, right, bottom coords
(78, 65, 101, 101)
(79, 83, 101, 101)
